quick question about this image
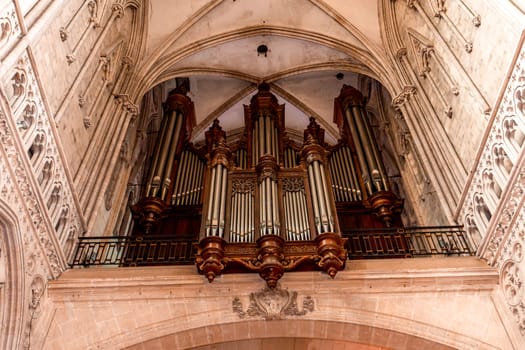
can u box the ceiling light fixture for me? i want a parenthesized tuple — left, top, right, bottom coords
(257, 44, 268, 57)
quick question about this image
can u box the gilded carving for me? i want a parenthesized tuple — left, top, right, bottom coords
(282, 177, 304, 192)
(232, 178, 255, 194)
(232, 285, 314, 320)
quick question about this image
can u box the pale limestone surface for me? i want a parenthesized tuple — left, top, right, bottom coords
(39, 258, 507, 350)
(1, 0, 525, 349)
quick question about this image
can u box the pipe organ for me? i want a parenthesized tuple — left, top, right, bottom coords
(131, 83, 403, 287)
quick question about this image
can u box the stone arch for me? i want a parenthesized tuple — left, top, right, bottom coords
(130, 25, 398, 103)
(0, 200, 26, 350)
(114, 318, 484, 350)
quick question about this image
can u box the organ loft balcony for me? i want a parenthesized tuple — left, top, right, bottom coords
(70, 83, 478, 288)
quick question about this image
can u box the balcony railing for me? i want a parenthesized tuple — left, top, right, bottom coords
(70, 235, 196, 267)
(342, 226, 476, 258)
(70, 226, 476, 267)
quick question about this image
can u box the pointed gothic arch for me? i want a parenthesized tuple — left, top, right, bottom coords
(0, 200, 26, 350)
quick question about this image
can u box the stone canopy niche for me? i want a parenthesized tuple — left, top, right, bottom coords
(131, 83, 404, 288)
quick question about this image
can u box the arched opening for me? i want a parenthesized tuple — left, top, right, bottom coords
(0, 201, 26, 350)
(120, 319, 463, 350)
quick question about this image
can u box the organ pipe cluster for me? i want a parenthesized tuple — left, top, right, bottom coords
(196, 83, 348, 287)
(257, 155, 280, 236)
(246, 83, 284, 237)
(229, 178, 255, 242)
(252, 112, 280, 166)
(329, 146, 362, 202)
(338, 85, 388, 196)
(145, 107, 184, 200)
(144, 86, 196, 202)
(171, 150, 205, 206)
(203, 120, 230, 237)
(282, 177, 310, 240)
(302, 118, 336, 234)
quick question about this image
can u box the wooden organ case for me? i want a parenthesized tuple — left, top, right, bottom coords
(131, 83, 404, 288)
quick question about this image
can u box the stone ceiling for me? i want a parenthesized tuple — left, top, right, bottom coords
(140, 0, 387, 144)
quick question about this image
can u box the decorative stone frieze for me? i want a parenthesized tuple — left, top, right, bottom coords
(391, 85, 416, 110)
(0, 1, 21, 55)
(455, 34, 525, 337)
(2, 51, 85, 263)
(459, 37, 525, 265)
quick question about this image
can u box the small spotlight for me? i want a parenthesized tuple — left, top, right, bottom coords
(336, 73, 344, 80)
(257, 44, 268, 57)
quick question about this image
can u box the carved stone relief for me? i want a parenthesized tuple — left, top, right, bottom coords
(457, 36, 525, 337)
(460, 37, 525, 265)
(2, 51, 85, 267)
(407, 29, 458, 118)
(232, 285, 314, 320)
(0, 2, 21, 55)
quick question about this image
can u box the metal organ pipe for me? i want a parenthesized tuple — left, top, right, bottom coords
(162, 114, 184, 200)
(217, 165, 228, 236)
(307, 165, 321, 233)
(206, 167, 217, 236)
(337, 149, 353, 201)
(272, 177, 279, 234)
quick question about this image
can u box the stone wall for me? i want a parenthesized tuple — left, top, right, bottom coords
(38, 258, 517, 349)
